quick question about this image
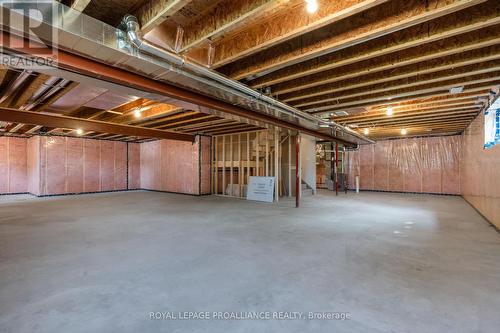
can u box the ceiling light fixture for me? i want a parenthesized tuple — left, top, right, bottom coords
(134, 109, 141, 118)
(401, 128, 407, 135)
(76, 129, 83, 135)
(386, 107, 393, 116)
(363, 128, 370, 135)
(305, 0, 318, 13)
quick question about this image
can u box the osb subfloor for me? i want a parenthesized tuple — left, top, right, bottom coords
(0, 191, 499, 333)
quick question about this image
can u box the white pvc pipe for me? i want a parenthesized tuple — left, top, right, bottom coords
(355, 176, 360, 194)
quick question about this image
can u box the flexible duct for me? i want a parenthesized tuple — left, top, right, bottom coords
(121, 15, 373, 144)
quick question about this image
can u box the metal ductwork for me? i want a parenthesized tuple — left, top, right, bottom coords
(121, 15, 372, 144)
(0, 2, 373, 144)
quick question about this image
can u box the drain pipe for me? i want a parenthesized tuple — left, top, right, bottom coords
(122, 15, 373, 143)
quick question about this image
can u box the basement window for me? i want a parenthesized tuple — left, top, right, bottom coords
(484, 98, 500, 149)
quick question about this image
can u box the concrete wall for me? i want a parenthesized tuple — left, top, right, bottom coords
(140, 136, 210, 195)
(461, 112, 500, 228)
(0, 137, 28, 194)
(346, 136, 461, 195)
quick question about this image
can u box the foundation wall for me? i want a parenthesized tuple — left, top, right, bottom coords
(1, 136, 142, 196)
(36, 136, 131, 196)
(140, 136, 210, 195)
(128, 143, 141, 190)
(0, 137, 28, 194)
(346, 136, 461, 195)
(461, 112, 500, 229)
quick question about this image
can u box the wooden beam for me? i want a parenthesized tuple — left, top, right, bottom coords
(309, 79, 500, 114)
(210, 0, 386, 67)
(271, 31, 500, 94)
(283, 47, 500, 102)
(69, 0, 91, 12)
(12, 74, 52, 109)
(175, 119, 234, 131)
(338, 103, 480, 121)
(185, 122, 254, 134)
(135, 0, 192, 34)
(366, 118, 474, 127)
(0, 108, 195, 142)
(139, 111, 201, 127)
(207, 126, 262, 136)
(157, 115, 217, 129)
(221, 0, 486, 80)
(339, 105, 480, 124)
(180, 0, 287, 53)
(345, 110, 478, 126)
(296, 64, 500, 108)
(1, 31, 355, 145)
(368, 92, 489, 111)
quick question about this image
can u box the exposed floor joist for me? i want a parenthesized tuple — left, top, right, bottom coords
(219, 0, 486, 80)
(210, 0, 387, 67)
(135, 0, 192, 34)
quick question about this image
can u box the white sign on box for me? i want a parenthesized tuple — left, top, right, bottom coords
(246, 176, 275, 203)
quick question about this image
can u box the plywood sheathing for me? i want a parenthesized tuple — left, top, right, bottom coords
(246, 0, 499, 88)
(309, 78, 500, 114)
(281, 42, 500, 102)
(209, 0, 384, 67)
(294, 60, 500, 108)
(135, 0, 193, 34)
(219, 0, 486, 80)
(179, 0, 285, 52)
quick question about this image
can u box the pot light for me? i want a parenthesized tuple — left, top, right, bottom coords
(363, 128, 370, 135)
(386, 107, 393, 116)
(305, 0, 318, 13)
(76, 129, 83, 135)
(401, 128, 407, 135)
(134, 109, 141, 118)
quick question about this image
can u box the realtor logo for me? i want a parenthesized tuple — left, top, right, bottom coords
(0, 0, 58, 69)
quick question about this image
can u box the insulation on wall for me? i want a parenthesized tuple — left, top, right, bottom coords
(27, 136, 40, 195)
(128, 143, 141, 190)
(346, 136, 461, 195)
(140, 136, 210, 195)
(461, 112, 500, 229)
(0, 137, 28, 194)
(30, 136, 132, 196)
(199, 136, 212, 195)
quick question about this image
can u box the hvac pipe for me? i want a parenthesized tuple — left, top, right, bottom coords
(122, 15, 372, 144)
(0, 32, 353, 145)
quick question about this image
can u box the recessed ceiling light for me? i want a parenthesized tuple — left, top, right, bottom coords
(401, 128, 407, 135)
(363, 128, 370, 135)
(134, 109, 141, 118)
(76, 129, 83, 135)
(305, 0, 318, 13)
(386, 107, 393, 116)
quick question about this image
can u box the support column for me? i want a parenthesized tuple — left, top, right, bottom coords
(296, 134, 301, 208)
(335, 142, 339, 196)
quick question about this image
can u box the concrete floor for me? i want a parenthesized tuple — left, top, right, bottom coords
(0, 190, 499, 333)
